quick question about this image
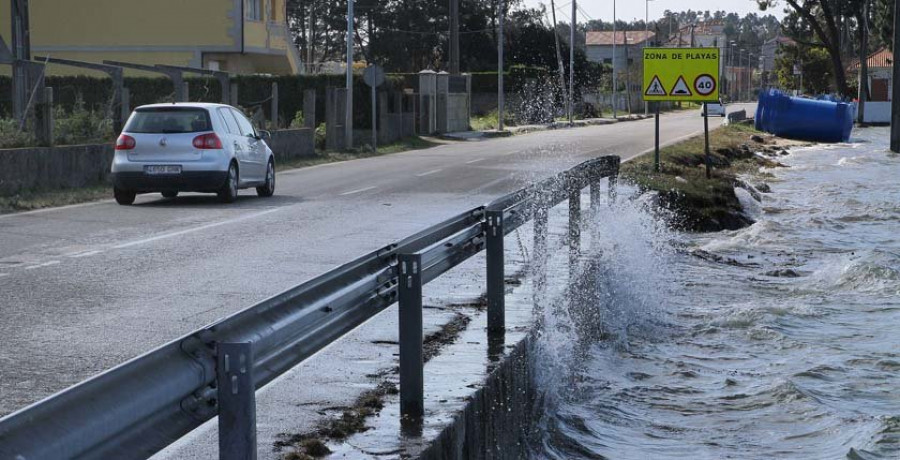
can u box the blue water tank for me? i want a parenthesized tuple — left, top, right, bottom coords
(754, 90, 853, 143)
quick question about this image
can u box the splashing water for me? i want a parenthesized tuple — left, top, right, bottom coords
(529, 128, 900, 459)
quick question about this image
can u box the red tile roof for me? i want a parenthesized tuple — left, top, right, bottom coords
(586, 31, 656, 46)
(849, 48, 893, 70)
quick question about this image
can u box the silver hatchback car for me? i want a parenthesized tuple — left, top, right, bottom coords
(110, 103, 276, 205)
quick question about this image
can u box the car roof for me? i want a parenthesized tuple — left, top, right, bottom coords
(135, 102, 235, 110)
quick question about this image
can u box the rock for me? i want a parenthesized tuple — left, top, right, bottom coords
(750, 135, 765, 143)
(755, 183, 772, 193)
(764, 269, 801, 278)
(779, 149, 790, 156)
(675, 176, 688, 184)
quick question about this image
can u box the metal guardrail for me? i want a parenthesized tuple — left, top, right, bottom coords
(0, 155, 620, 460)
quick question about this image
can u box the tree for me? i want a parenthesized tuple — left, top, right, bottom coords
(757, 0, 863, 96)
(774, 44, 834, 93)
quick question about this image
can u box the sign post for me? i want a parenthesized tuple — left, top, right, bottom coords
(643, 48, 720, 173)
(363, 65, 385, 152)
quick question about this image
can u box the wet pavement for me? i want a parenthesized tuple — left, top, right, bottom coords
(0, 106, 753, 456)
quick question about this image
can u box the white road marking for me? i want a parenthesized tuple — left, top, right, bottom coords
(24, 260, 61, 270)
(113, 208, 282, 250)
(415, 169, 442, 177)
(339, 186, 377, 196)
(67, 250, 103, 258)
(465, 158, 486, 164)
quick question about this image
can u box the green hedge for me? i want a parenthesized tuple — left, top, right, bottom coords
(469, 65, 551, 93)
(0, 73, 407, 130)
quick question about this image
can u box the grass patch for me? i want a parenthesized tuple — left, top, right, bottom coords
(471, 109, 518, 131)
(620, 122, 784, 232)
(0, 185, 111, 214)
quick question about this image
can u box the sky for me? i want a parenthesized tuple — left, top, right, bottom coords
(522, 0, 787, 24)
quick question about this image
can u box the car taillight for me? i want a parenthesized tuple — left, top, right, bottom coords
(115, 134, 136, 150)
(192, 133, 223, 150)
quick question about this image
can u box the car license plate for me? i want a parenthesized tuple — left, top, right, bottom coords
(145, 165, 182, 175)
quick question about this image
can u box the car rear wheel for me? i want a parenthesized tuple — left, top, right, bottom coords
(256, 160, 275, 198)
(218, 163, 239, 203)
(114, 187, 136, 205)
(161, 191, 178, 198)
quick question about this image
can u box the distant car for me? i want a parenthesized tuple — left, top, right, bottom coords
(110, 103, 276, 205)
(701, 100, 727, 117)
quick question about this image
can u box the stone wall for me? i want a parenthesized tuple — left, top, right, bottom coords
(0, 144, 115, 195)
(0, 129, 315, 196)
(268, 128, 316, 162)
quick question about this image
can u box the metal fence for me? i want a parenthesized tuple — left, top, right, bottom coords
(0, 155, 620, 460)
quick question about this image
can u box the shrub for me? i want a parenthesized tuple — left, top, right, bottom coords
(289, 110, 305, 129)
(0, 118, 35, 149)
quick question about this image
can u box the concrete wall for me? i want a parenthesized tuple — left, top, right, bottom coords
(417, 336, 537, 460)
(267, 128, 315, 162)
(856, 102, 891, 124)
(0, 144, 114, 195)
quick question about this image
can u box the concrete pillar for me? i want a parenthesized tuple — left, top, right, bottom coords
(303, 89, 316, 129)
(35, 87, 53, 146)
(230, 83, 239, 107)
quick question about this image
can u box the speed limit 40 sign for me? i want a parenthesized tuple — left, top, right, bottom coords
(643, 48, 720, 102)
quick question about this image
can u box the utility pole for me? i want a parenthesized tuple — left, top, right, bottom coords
(498, 0, 505, 131)
(612, 0, 617, 118)
(345, 0, 354, 150)
(550, 0, 568, 119)
(890, 0, 900, 152)
(308, 2, 315, 73)
(10, 0, 31, 124)
(450, 0, 460, 74)
(569, 0, 575, 123)
(858, 0, 870, 125)
(644, 0, 654, 116)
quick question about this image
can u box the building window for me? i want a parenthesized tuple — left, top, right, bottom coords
(247, 0, 262, 21)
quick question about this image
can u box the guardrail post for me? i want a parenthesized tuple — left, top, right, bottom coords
(485, 210, 505, 334)
(398, 253, 424, 419)
(533, 206, 549, 309)
(568, 186, 581, 270)
(217, 342, 257, 460)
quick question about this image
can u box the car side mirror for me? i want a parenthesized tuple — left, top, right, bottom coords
(257, 130, 271, 141)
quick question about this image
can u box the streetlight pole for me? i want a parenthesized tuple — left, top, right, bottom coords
(644, 0, 654, 116)
(729, 42, 736, 101)
(345, 0, 354, 150)
(498, 0, 505, 131)
(569, 0, 575, 124)
(612, 0, 617, 118)
(740, 49, 746, 101)
(890, 0, 900, 151)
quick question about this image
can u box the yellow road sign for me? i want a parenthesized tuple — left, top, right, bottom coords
(642, 47, 720, 102)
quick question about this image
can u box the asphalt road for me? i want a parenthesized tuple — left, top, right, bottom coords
(0, 106, 751, 417)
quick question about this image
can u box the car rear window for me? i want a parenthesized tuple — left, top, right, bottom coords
(125, 107, 213, 134)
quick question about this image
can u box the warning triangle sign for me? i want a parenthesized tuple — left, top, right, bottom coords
(645, 76, 667, 96)
(670, 76, 693, 96)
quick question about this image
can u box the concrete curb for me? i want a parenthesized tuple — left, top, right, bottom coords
(441, 115, 655, 141)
